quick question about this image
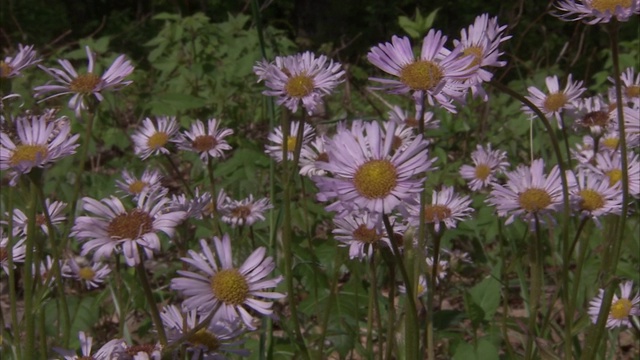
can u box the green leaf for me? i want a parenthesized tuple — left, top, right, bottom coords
(469, 264, 502, 321)
(453, 338, 499, 360)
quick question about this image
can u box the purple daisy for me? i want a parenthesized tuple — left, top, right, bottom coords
(72, 190, 185, 266)
(170, 234, 285, 329)
(177, 118, 233, 163)
(34, 46, 134, 116)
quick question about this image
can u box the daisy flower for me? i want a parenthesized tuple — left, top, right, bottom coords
(160, 305, 250, 359)
(169, 188, 213, 220)
(121, 343, 162, 360)
(367, 29, 478, 113)
(426, 256, 449, 284)
(177, 118, 233, 163)
(333, 211, 398, 260)
(404, 186, 474, 233)
(34, 46, 134, 116)
(486, 159, 563, 226)
(573, 95, 616, 136)
(459, 143, 509, 191)
(567, 168, 622, 226)
(54, 331, 125, 360)
(314, 120, 435, 215)
(523, 74, 586, 128)
(131, 116, 180, 160)
(588, 280, 640, 328)
(62, 256, 111, 289)
(253, 51, 345, 114)
(72, 190, 185, 266)
(299, 135, 329, 177)
(554, 0, 640, 24)
(7, 198, 67, 236)
(171, 235, 285, 329)
(609, 67, 640, 108)
(591, 151, 640, 198)
(0, 44, 40, 78)
(264, 121, 315, 163)
(388, 104, 440, 130)
(571, 136, 597, 166)
(450, 14, 511, 100)
(219, 194, 273, 228)
(0, 115, 79, 186)
(399, 274, 428, 298)
(0, 230, 26, 274)
(116, 168, 165, 199)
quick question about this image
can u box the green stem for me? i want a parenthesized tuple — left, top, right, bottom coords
(22, 179, 39, 360)
(385, 263, 396, 360)
(607, 21, 629, 280)
(135, 252, 167, 346)
(281, 111, 309, 359)
(369, 253, 383, 360)
(65, 107, 97, 251)
(382, 214, 418, 360)
(34, 185, 70, 347)
(317, 246, 344, 359)
(525, 215, 544, 360)
(563, 217, 589, 359)
(6, 187, 21, 359)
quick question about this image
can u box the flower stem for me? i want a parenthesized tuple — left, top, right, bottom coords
(382, 214, 418, 360)
(22, 179, 38, 360)
(135, 253, 167, 346)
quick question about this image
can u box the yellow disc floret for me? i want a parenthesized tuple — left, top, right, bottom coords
(400, 60, 443, 91)
(543, 93, 568, 112)
(591, 0, 632, 13)
(69, 73, 101, 94)
(518, 188, 552, 212)
(353, 160, 398, 199)
(285, 74, 315, 98)
(10, 144, 49, 166)
(210, 269, 249, 305)
(579, 189, 605, 212)
(610, 298, 632, 320)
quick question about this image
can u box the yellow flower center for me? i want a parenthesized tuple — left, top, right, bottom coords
(192, 135, 217, 152)
(462, 46, 484, 68)
(353, 160, 398, 199)
(128, 180, 148, 195)
(625, 85, 640, 99)
(424, 204, 452, 223)
(107, 209, 154, 240)
(78, 266, 96, 280)
(230, 205, 251, 219)
(352, 224, 382, 244)
(69, 73, 101, 94)
(602, 137, 619, 150)
(0, 61, 13, 78)
(9, 144, 49, 166)
(285, 74, 315, 98)
(35, 214, 47, 227)
(606, 169, 622, 185)
(474, 164, 491, 181)
(286, 136, 297, 153)
(591, 0, 632, 12)
(188, 329, 220, 351)
(579, 189, 605, 212)
(543, 93, 568, 112)
(400, 60, 443, 91)
(580, 111, 610, 128)
(147, 132, 169, 150)
(610, 298, 632, 320)
(210, 269, 249, 305)
(518, 188, 552, 212)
